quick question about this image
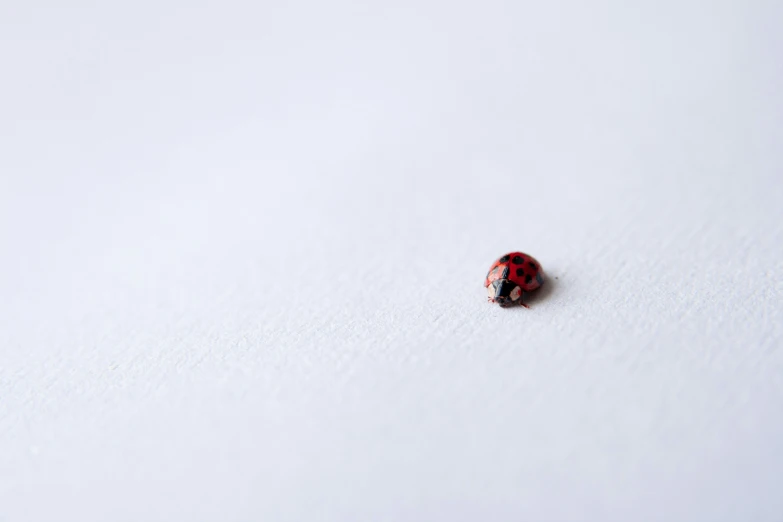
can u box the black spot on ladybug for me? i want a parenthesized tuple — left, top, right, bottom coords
(525, 274, 532, 284)
(499, 255, 510, 263)
(516, 268, 525, 277)
(528, 261, 537, 270)
(512, 255, 523, 264)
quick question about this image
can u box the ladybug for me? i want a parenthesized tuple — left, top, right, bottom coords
(485, 252, 544, 308)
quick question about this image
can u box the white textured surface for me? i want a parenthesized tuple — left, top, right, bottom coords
(1, 1, 782, 521)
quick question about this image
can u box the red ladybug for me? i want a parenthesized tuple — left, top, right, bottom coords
(485, 252, 544, 308)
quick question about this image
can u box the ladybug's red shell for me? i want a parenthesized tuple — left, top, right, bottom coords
(484, 252, 544, 291)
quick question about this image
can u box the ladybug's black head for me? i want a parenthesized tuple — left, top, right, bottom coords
(487, 278, 522, 307)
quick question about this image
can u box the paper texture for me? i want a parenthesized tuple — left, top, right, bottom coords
(1, 1, 781, 520)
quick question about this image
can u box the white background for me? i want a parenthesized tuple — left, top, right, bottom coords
(1, 1, 782, 521)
